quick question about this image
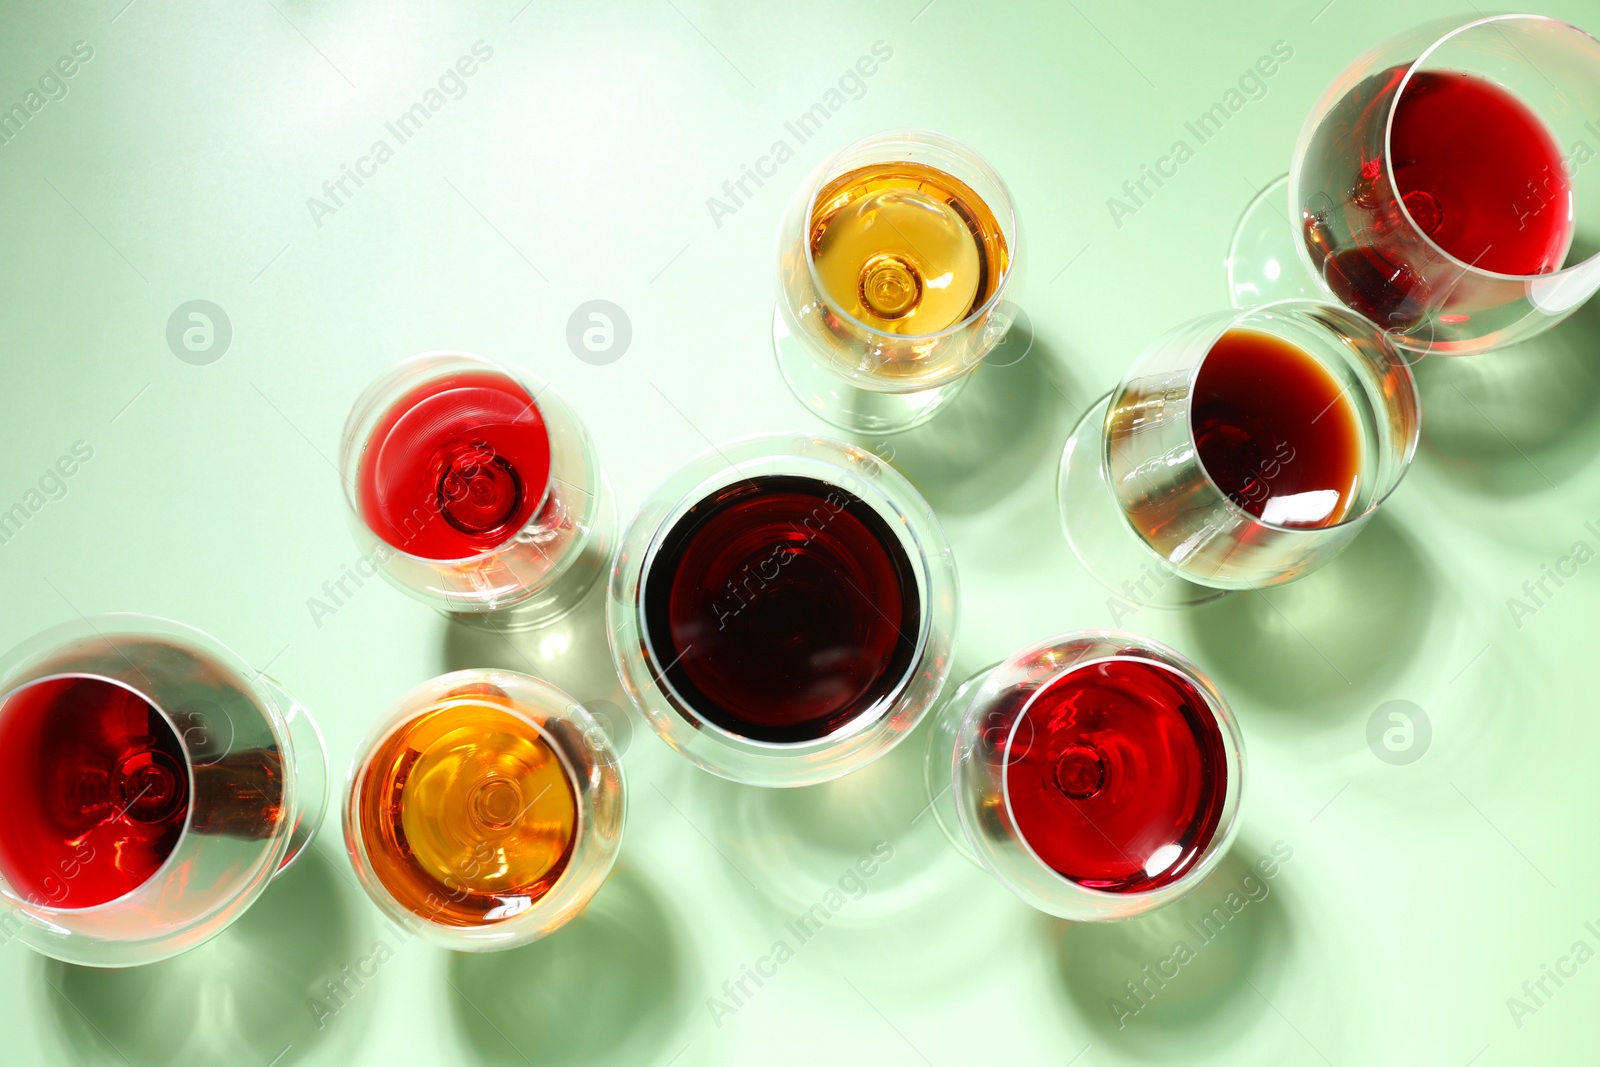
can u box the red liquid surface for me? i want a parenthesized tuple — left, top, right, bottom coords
(1301, 68, 1572, 329)
(1004, 658, 1229, 893)
(1191, 329, 1362, 528)
(1389, 71, 1572, 276)
(642, 475, 921, 743)
(0, 678, 189, 908)
(357, 371, 552, 560)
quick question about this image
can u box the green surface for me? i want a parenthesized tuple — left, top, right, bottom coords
(2, 0, 1599, 1064)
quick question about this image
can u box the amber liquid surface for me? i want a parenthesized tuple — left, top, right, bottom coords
(809, 160, 1008, 335)
(356, 687, 578, 926)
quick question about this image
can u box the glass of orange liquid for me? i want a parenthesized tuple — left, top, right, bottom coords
(343, 669, 624, 950)
(774, 129, 1023, 434)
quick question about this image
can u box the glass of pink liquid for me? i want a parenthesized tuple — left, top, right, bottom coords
(0, 615, 328, 966)
(340, 351, 614, 630)
(924, 630, 1243, 920)
(1228, 14, 1600, 354)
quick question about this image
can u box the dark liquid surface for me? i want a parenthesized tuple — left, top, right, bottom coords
(1191, 329, 1363, 527)
(358, 370, 552, 560)
(0, 678, 189, 908)
(1003, 658, 1229, 893)
(642, 475, 921, 743)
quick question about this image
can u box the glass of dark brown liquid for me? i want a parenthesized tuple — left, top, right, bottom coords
(608, 434, 958, 786)
(1058, 300, 1420, 607)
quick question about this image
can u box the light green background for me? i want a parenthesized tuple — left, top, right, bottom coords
(2, 0, 1599, 1063)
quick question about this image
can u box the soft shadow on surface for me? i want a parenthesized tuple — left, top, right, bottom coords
(1415, 289, 1600, 495)
(1182, 512, 1436, 721)
(855, 332, 1084, 516)
(448, 866, 691, 1067)
(1050, 843, 1292, 1058)
(442, 578, 633, 732)
(45, 846, 367, 1066)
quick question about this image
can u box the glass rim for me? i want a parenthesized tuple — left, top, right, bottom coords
(1108, 299, 1420, 538)
(0, 613, 294, 918)
(632, 442, 936, 752)
(342, 669, 617, 940)
(996, 650, 1238, 903)
(1382, 13, 1600, 282)
(338, 349, 560, 567)
(800, 127, 1020, 343)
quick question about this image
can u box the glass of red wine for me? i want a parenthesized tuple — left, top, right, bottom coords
(608, 433, 958, 786)
(0, 615, 328, 966)
(923, 630, 1243, 920)
(1059, 300, 1420, 607)
(774, 129, 1025, 434)
(340, 351, 614, 631)
(1228, 14, 1600, 355)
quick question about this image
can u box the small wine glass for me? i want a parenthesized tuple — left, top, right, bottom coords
(0, 614, 328, 967)
(340, 351, 615, 632)
(774, 129, 1024, 433)
(343, 669, 624, 951)
(1059, 300, 1419, 607)
(1228, 14, 1600, 355)
(923, 630, 1244, 920)
(608, 433, 958, 786)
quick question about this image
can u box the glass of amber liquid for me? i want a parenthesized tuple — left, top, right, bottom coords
(923, 630, 1244, 921)
(774, 130, 1022, 434)
(0, 615, 328, 967)
(344, 669, 624, 950)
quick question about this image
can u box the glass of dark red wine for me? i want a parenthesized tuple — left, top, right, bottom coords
(609, 433, 958, 786)
(0, 615, 328, 966)
(1059, 300, 1420, 606)
(344, 669, 624, 951)
(923, 630, 1243, 919)
(1228, 14, 1600, 354)
(340, 351, 614, 631)
(774, 129, 1025, 434)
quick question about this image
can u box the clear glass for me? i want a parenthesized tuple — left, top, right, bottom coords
(343, 669, 624, 952)
(1059, 300, 1419, 599)
(0, 615, 328, 967)
(774, 129, 1024, 433)
(339, 351, 615, 631)
(1229, 14, 1600, 355)
(923, 630, 1244, 921)
(608, 433, 958, 786)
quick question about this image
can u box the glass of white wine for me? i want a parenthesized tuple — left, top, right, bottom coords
(774, 130, 1023, 434)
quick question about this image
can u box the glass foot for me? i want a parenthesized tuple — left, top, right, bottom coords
(773, 304, 967, 435)
(1227, 174, 1325, 309)
(259, 676, 329, 877)
(922, 668, 989, 867)
(1058, 394, 1225, 610)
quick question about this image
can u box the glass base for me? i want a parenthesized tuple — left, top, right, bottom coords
(1058, 394, 1226, 609)
(258, 676, 328, 877)
(447, 473, 617, 634)
(1226, 174, 1325, 309)
(922, 667, 991, 867)
(773, 304, 968, 435)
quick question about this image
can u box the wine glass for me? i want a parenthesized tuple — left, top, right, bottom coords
(0, 614, 328, 967)
(923, 630, 1244, 920)
(339, 351, 615, 632)
(608, 433, 958, 786)
(1229, 14, 1600, 355)
(1058, 300, 1419, 607)
(343, 669, 624, 951)
(774, 129, 1024, 433)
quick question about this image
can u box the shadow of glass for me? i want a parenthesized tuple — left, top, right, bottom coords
(1416, 285, 1600, 495)
(44, 845, 369, 1066)
(442, 578, 629, 715)
(857, 332, 1083, 516)
(1182, 512, 1437, 722)
(447, 865, 691, 1066)
(1050, 843, 1293, 1058)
